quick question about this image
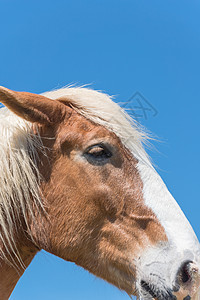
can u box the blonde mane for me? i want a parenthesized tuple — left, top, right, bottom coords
(0, 86, 150, 265)
(0, 108, 43, 266)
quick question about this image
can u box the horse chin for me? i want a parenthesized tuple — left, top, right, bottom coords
(99, 262, 137, 296)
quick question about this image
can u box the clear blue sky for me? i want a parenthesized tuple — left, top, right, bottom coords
(1, 0, 200, 299)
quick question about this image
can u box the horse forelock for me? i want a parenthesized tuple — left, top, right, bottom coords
(42, 86, 152, 167)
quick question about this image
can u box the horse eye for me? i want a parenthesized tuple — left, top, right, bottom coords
(85, 144, 112, 162)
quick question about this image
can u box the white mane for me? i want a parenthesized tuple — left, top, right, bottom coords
(0, 86, 150, 265)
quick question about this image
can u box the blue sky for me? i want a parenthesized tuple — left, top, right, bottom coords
(1, 0, 200, 299)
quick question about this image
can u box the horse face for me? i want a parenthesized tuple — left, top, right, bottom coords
(38, 109, 168, 296)
(0, 86, 199, 299)
(39, 107, 200, 299)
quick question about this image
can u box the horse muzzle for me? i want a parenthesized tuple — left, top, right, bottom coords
(138, 261, 200, 299)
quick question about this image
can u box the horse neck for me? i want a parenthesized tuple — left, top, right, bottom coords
(0, 238, 38, 299)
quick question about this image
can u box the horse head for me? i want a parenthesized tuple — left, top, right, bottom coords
(0, 86, 199, 299)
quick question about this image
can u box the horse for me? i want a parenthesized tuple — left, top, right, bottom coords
(0, 85, 199, 300)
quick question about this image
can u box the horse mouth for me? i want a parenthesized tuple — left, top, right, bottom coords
(139, 281, 177, 300)
(106, 259, 200, 300)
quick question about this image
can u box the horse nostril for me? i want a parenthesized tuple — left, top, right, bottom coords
(181, 264, 191, 284)
(174, 261, 200, 298)
(177, 261, 193, 285)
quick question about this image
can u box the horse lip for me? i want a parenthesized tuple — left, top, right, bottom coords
(140, 280, 177, 300)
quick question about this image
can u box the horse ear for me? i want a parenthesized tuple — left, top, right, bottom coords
(0, 86, 65, 125)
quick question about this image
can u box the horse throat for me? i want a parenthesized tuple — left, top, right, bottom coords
(0, 241, 38, 299)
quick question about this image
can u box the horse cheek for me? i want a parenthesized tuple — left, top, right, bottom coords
(93, 185, 124, 217)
